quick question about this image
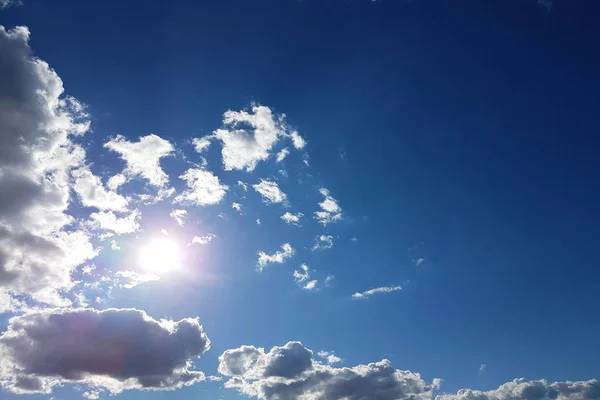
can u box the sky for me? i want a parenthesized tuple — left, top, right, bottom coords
(0, 0, 599, 399)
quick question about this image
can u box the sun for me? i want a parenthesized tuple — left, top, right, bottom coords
(138, 237, 181, 274)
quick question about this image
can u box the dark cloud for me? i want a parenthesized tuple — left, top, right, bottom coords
(0, 308, 210, 394)
(219, 341, 435, 400)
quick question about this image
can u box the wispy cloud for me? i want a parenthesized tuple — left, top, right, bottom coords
(257, 243, 294, 271)
(170, 209, 188, 226)
(191, 234, 216, 245)
(281, 212, 304, 226)
(312, 235, 334, 251)
(314, 188, 342, 225)
(352, 285, 402, 300)
(253, 179, 288, 205)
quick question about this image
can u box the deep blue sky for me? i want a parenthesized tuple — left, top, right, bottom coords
(1, 0, 600, 399)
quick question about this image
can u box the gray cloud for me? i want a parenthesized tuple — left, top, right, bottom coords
(219, 341, 436, 400)
(0, 308, 211, 395)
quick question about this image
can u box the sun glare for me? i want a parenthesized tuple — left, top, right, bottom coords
(138, 238, 181, 274)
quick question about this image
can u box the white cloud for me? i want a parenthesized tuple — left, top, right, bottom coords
(170, 209, 188, 226)
(192, 136, 212, 153)
(212, 105, 300, 171)
(160, 229, 168, 236)
(0, 26, 97, 310)
(72, 167, 129, 211)
(314, 188, 342, 226)
(114, 270, 160, 289)
(312, 235, 334, 251)
(191, 234, 216, 245)
(290, 131, 306, 149)
(416, 258, 425, 266)
(238, 181, 248, 191)
(352, 285, 402, 300)
(256, 219, 261, 225)
(257, 243, 294, 271)
(325, 274, 335, 284)
(0, 0, 22, 9)
(136, 186, 175, 205)
(110, 240, 120, 250)
(275, 147, 289, 162)
(219, 341, 436, 400)
(303, 279, 318, 290)
(89, 210, 141, 236)
(479, 364, 486, 372)
(175, 168, 228, 206)
(104, 134, 174, 187)
(232, 202, 243, 214)
(83, 390, 101, 399)
(0, 308, 210, 395)
(253, 180, 287, 205)
(281, 212, 303, 226)
(293, 264, 317, 290)
(317, 351, 342, 365)
(437, 378, 600, 400)
(106, 173, 126, 191)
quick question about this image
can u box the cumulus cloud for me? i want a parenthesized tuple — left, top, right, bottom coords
(210, 105, 302, 171)
(89, 210, 141, 236)
(436, 378, 600, 400)
(253, 180, 287, 205)
(0, 308, 210, 395)
(293, 264, 317, 290)
(276, 148, 290, 162)
(0, 25, 97, 310)
(104, 134, 174, 187)
(314, 188, 342, 226)
(290, 131, 306, 149)
(257, 243, 294, 271)
(114, 270, 159, 289)
(170, 209, 187, 226)
(72, 166, 129, 211)
(110, 240, 120, 250)
(191, 234, 216, 245)
(175, 168, 228, 206)
(192, 136, 212, 153)
(352, 285, 402, 300)
(317, 351, 342, 365)
(219, 341, 436, 400)
(312, 235, 334, 251)
(281, 212, 303, 226)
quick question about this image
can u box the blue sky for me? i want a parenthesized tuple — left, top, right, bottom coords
(1, 0, 599, 399)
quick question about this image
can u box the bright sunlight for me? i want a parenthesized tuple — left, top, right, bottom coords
(138, 237, 181, 274)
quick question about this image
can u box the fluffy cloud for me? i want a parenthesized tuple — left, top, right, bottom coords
(191, 234, 216, 245)
(72, 166, 129, 211)
(104, 134, 174, 187)
(0, 308, 210, 395)
(110, 240, 120, 250)
(317, 351, 342, 365)
(276, 148, 290, 162)
(170, 209, 188, 226)
(257, 243, 294, 271)
(89, 210, 141, 236)
(314, 188, 342, 226)
(437, 378, 600, 400)
(352, 285, 402, 300)
(312, 235, 334, 251)
(281, 212, 303, 226)
(210, 105, 303, 171)
(192, 136, 212, 153)
(0, 26, 97, 310)
(219, 341, 435, 400)
(238, 181, 248, 191)
(293, 264, 317, 290)
(175, 168, 228, 206)
(232, 202, 243, 214)
(253, 180, 287, 205)
(290, 131, 306, 149)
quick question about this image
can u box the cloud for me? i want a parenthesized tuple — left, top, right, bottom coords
(479, 364, 486, 372)
(211, 105, 301, 171)
(83, 390, 101, 399)
(292, 264, 317, 290)
(191, 234, 216, 245)
(352, 285, 402, 300)
(0, 0, 22, 8)
(238, 181, 248, 191)
(312, 235, 334, 251)
(290, 131, 306, 150)
(160, 229, 168, 236)
(0, 25, 97, 311)
(281, 212, 303, 226)
(325, 274, 335, 284)
(253, 180, 287, 205)
(303, 280, 318, 290)
(104, 134, 174, 187)
(232, 202, 243, 214)
(317, 351, 342, 365)
(437, 378, 600, 400)
(175, 168, 228, 206)
(114, 270, 160, 289)
(219, 341, 436, 400)
(256, 219, 261, 225)
(0, 308, 210, 395)
(192, 136, 212, 153)
(257, 243, 294, 271)
(106, 173, 126, 191)
(276, 148, 290, 162)
(110, 240, 120, 250)
(314, 188, 342, 226)
(72, 166, 129, 211)
(170, 209, 188, 226)
(89, 210, 141, 236)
